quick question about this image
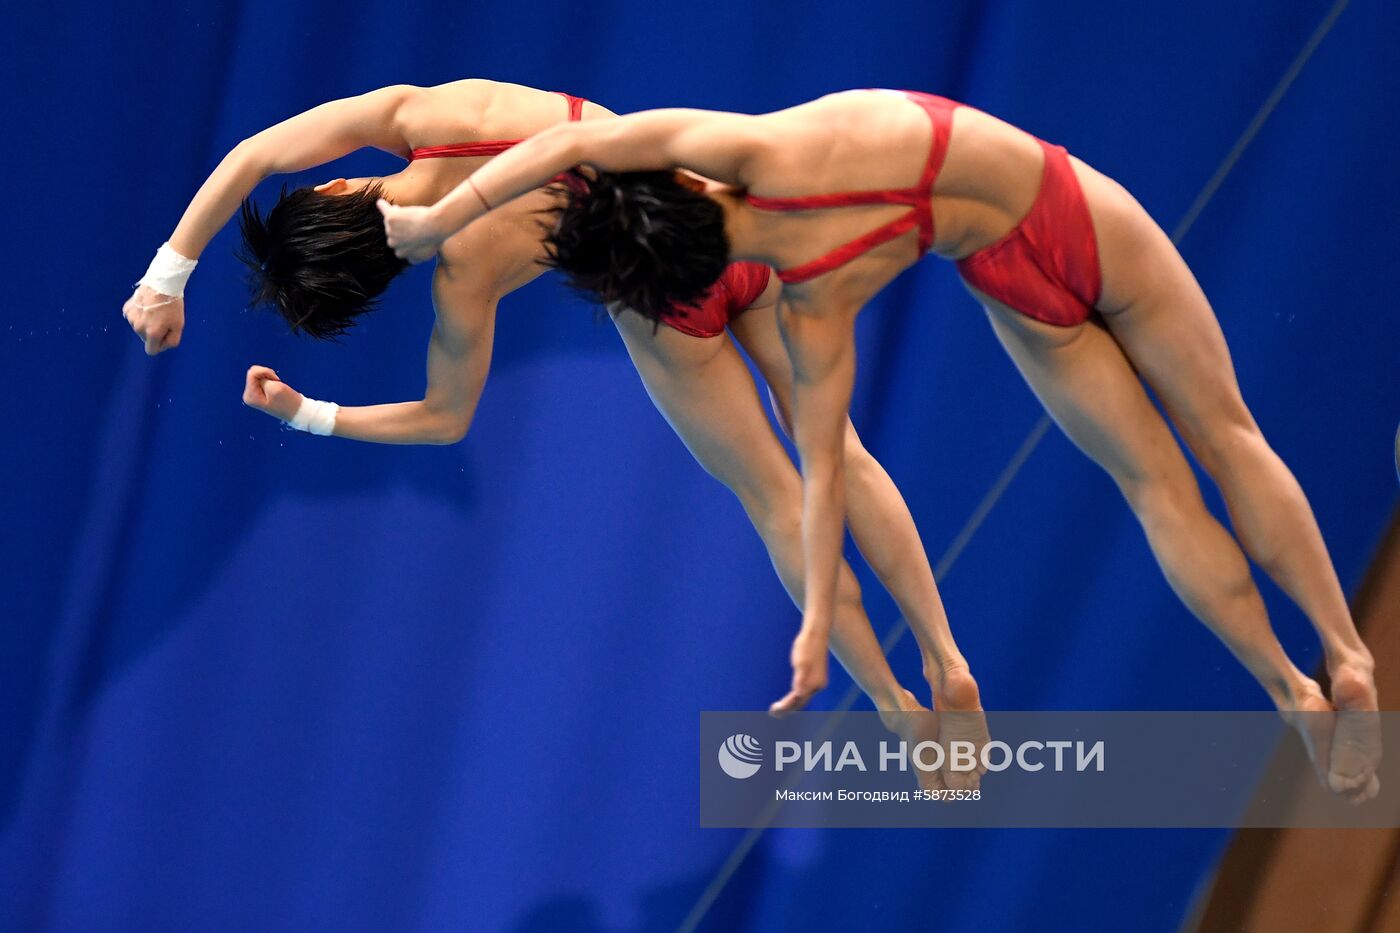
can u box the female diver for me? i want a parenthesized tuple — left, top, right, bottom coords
(377, 87, 1381, 801)
(120, 80, 985, 785)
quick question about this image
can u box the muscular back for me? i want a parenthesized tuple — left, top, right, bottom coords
(403, 82, 617, 333)
(400, 79, 613, 151)
(745, 91, 1047, 260)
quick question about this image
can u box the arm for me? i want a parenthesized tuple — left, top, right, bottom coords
(772, 300, 859, 711)
(243, 271, 496, 445)
(168, 84, 420, 259)
(379, 108, 773, 263)
(125, 84, 421, 353)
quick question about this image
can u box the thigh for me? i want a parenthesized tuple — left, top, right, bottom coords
(1099, 242, 1258, 457)
(612, 312, 800, 496)
(1078, 163, 1257, 451)
(730, 302, 866, 447)
(727, 303, 797, 428)
(981, 297, 1192, 491)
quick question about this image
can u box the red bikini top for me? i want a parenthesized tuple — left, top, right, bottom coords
(743, 91, 959, 285)
(409, 92, 586, 161)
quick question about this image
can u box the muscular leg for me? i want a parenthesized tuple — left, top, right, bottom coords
(1092, 221, 1379, 797)
(984, 297, 1375, 800)
(732, 305, 987, 790)
(730, 305, 978, 710)
(611, 312, 921, 719)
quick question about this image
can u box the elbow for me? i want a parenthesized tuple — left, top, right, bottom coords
(432, 417, 470, 445)
(228, 137, 270, 175)
(421, 400, 472, 445)
(231, 135, 266, 160)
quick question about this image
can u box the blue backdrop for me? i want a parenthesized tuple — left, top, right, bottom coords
(3, 1, 1397, 930)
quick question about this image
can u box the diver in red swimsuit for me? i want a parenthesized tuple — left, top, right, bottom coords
(121, 81, 974, 786)
(380, 87, 1382, 802)
(741, 92, 1099, 325)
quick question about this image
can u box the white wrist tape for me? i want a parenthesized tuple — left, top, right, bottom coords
(137, 242, 198, 298)
(287, 397, 339, 436)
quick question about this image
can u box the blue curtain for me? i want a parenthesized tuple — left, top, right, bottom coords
(3, 1, 1397, 930)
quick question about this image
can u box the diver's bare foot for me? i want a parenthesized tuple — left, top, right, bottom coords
(1327, 663, 1382, 803)
(769, 632, 830, 717)
(879, 689, 944, 792)
(1281, 679, 1337, 789)
(929, 665, 990, 792)
(1282, 673, 1380, 805)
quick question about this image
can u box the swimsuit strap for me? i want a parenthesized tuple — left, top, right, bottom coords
(410, 91, 586, 161)
(410, 140, 521, 160)
(745, 90, 958, 285)
(558, 92, 586, 121)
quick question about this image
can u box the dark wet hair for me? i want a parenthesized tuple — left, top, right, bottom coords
(237, 181, 408, 339)
(541, 170, 730, 323)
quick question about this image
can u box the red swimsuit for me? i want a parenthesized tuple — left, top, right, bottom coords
(411, 91, 769, 338)
(744, 90, 1101, 327)
(409, 92, 588, 159)
(658, 262, 772, 338)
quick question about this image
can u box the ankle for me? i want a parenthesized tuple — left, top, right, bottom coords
(1327, 661, 1378, 709)
(876, 689, 926, 733)
(922, 655, 968, 681)
(1266, 668, 1323, 712)
(1326, 647, 1375, 680)
(925, 659, 980, 711)
(871, 684, 921, 714)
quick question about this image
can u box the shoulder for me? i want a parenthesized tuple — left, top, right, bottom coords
(362, 83, 428, 114)
(396, 79, 524, 132)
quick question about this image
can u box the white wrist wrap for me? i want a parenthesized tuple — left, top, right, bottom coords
(137, 243, 198, 298)
(288, 397, 339, 436)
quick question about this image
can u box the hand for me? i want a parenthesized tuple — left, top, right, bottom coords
(242, 365, 303, 422)
(378, 199, 447, 264)
(122, 285, 185, 355)
(770, 625, 831, 717)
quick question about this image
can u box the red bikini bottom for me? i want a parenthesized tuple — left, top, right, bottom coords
(955, 140, 1101, 327)
(655, 262, 772, 338)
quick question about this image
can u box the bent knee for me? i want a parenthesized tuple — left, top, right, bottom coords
(1118, 471, 1204, 529)
(842, 428, 880, 477)
(836, 564, 864, 607)
(1182, 410, 1266, 478)
(749, 502, 803, 548)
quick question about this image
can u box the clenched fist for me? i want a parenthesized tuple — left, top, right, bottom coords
(242, 365, 303, 422)
(122, 285, 184, 355)
(377, 198, 447, 264)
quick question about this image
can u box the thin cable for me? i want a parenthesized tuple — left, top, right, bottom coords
(677, 419, 1051, 933)
(1170, 0, 1349, 244)
(678, 3, 1350, 928)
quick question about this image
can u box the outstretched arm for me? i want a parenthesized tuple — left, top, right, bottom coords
(772, 299, 859, 710)
(125, 84, 421, 354)
(243, 271, 496, 445)
(379, 108, 772, 263)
